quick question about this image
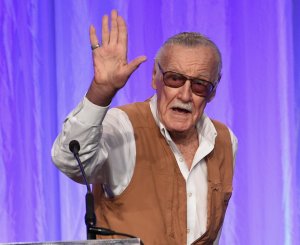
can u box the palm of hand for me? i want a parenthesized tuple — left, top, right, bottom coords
(87, 10, 147, 106)
(93, 43, 128, 91)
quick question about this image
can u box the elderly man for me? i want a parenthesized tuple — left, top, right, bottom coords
(52, 10, 237, 245)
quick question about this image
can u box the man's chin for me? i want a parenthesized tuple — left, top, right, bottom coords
(166, 124, 193, 135)
(161, 116, 194, 135)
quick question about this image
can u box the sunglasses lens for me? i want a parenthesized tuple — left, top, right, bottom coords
(162, 70, 214, 97)
(192, 82, 213, 97)
(164, 72, 186, 88)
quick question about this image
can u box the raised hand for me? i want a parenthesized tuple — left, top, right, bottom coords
(86, 10, 147, 106)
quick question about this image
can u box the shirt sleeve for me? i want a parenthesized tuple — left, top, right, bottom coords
(51, 97, 136, 195)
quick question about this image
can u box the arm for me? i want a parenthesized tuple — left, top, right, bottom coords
(51, 97, 109, 183)
(51, 98, 136, 194)
(213, 128, 238, 243)
(51, 10, 146, 188)
(213, 226, 222, 245)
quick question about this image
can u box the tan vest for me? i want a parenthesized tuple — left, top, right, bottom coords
(93, 101, 233, 245)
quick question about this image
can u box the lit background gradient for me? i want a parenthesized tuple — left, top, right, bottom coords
(0, 0, 299, 244)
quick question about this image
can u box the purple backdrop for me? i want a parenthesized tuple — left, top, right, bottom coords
(0, 0, 299, 244)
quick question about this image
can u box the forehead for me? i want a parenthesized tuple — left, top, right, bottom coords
(160, 44, 218, 77)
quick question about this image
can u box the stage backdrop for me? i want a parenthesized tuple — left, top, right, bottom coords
(0, 0, 299, 244)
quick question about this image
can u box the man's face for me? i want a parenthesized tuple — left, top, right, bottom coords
(152, 44, 218, 135)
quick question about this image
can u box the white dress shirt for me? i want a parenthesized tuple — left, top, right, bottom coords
(52, 94, 238, 245)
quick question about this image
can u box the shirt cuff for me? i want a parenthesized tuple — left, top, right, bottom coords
(74, 96, 109, 126)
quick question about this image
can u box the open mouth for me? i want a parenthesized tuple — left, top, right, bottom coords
(172, 107, 191, 114)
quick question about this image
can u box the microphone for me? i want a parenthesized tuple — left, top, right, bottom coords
(69, 140, 143, 243)
(69, 140, 80, 155)
(69, 140, 91, 193)
(69, 140, 96, 239)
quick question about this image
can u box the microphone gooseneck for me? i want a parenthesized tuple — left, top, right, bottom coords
(69, 140, 91, 193)
(69, 140, 95, 239)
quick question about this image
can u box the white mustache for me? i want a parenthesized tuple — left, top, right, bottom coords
(171, 101, 193, 112)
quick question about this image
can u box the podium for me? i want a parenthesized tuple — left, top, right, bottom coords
(0, 239, 141, 245)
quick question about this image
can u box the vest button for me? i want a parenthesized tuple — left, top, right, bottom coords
(188, 192, 192, 197)
(187, 228, 190, 233)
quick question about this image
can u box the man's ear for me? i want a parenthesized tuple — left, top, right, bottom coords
(206, 90, 216, 102)
(151, 64, 157, 89)
(207, 74, 221, 102)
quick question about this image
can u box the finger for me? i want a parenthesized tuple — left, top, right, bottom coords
(126, 56, 147, 74)
(117, 15, 127, 48)
(102, 14, 109, 46)
(89, 25, 100, 47)
(109, 10, 118, 46)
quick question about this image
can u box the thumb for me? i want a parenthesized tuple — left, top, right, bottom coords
(126, 55, 147, 75)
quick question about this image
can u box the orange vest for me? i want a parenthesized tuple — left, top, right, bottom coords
(93, 101, 233, 245)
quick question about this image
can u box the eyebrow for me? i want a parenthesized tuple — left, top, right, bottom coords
(167, 69, 211, 82)
(163, 63, 211, 79)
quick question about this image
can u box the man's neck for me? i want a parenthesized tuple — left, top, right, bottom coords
(170, 128, 199, 170)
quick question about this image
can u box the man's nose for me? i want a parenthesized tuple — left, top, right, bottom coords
(178, 80, 193, 101)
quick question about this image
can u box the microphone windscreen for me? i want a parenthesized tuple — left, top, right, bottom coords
(69, 140, 80, 154)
